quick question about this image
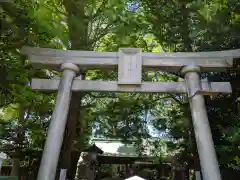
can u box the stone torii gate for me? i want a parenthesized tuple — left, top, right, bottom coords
(21, 47, 240, 180)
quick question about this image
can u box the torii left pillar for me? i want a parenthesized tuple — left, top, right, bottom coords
(37, 63, 79, 180)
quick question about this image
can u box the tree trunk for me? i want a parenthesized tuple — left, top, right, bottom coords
(194, 151, 202, 180)
(185, 164, 190, 180)
(59, 1, 89, 179)
(58, 91, 84, 179)
(10, 158, 20, 177)
(11, 104, 26, 177)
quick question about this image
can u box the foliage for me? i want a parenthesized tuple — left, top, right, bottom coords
(141, 0, 240, 169)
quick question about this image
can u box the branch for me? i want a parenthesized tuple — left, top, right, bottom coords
(0, 38, 25, 51)
(171, 95, 185, 105)
(89, 16, 108, 42)
(80, 103, 96, 109)
(92, 1, 107, 20)
(91, 16, 120, 44)
(43, 4, 66, 16)
(24, 103, 34, 121)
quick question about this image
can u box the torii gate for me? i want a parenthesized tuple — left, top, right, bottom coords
(21, 47, 240, 180)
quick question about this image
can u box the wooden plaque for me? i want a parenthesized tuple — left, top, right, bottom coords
(118, 48, 142, 85)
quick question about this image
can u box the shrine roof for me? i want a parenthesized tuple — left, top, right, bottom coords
(90, 138, 167, 157)
(84, 143, 104, 154)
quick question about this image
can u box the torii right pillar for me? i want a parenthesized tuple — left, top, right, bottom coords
(181, 65, 221, 180)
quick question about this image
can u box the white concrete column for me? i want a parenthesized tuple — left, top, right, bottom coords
(181, 65, 221, 180)
(195, 171, 202, 180)
(37, 63, 79, 180)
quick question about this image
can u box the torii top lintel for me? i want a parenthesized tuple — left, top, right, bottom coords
(21, 46, 240, 72)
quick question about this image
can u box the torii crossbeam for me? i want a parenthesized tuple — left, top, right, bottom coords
(21, 46, 240, 180)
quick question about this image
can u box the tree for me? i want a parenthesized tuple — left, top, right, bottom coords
(141, 0, 240, 173)
(1, 1, 240, 179)
(0, 0, 62, 178)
